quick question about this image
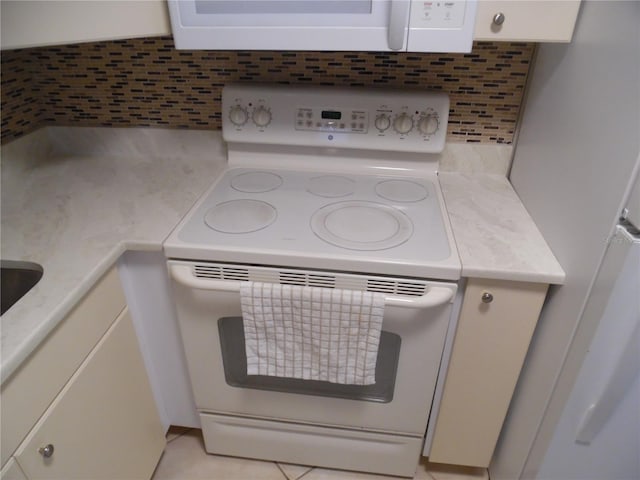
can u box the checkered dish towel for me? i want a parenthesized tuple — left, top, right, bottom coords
(240, 282, 385, 385)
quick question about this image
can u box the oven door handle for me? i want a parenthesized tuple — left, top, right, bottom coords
(169, 264, 454, 309)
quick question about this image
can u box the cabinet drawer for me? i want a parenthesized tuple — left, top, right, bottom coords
(14, 308, 165, 480)
(1, 267, 126, 466)
(474, 1, 581, 42)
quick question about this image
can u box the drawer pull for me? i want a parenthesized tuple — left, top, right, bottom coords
(492, 12, 505, 26)
(481, 292, 494, 303)
(38, 443, 54, 458)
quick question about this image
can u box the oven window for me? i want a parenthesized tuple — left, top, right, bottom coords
(218, 317, 400, 403)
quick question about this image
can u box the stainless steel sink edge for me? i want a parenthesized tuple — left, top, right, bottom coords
(1, 260, 44, 316)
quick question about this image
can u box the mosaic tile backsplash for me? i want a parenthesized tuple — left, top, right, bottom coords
(1, 37, 534, 145)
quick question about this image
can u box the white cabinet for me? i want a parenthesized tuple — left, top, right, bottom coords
(0, 267, 165, 479)
(428, 278, 548, 467)
(474, 1, 581, 42)
(14, 309, 165, 480)
(0, 0, 170, 50)
(1, 268, 127, 466)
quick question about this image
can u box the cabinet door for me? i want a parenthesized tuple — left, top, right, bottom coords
(474, 0, 581, 42)
(1, 267, 126, 466)
(0, 1, 170, 50)
(428, 278, 548, 467)
(14, 309, 165, 480)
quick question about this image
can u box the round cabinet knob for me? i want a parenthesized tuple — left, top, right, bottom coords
(374, 114, 391, 132)
(39, 444, 54, 458)
(393, 113, 414, 135)
(481, 292, 494, 303)
(252, 106, 272, 127)
(228, 105, 248, 126)
(418, 114, 440, 135)
(493, 12, 505, 26)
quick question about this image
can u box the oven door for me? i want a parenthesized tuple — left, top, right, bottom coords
(168, 260, 456, 436)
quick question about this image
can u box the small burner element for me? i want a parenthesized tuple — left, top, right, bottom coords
(375, 180, 428, 203)
(204, 200, 277, 233)
(231, 171, 283, 193)
(311, 201, 413, 251)
(306, 175, 356, 198)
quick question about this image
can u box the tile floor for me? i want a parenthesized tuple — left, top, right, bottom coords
(151, 428, 489, 480)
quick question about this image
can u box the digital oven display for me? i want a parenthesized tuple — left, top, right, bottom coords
(321, 111, 342, 120)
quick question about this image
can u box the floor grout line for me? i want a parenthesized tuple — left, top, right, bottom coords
(295, 467, 314, 480)
(276, 462, 315, 480)
(275, 462, 293, 480)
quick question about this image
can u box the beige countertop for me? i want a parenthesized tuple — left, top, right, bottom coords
(1, 127, 226, 383)
(0, 127, 564, 384)
(439, 172, 565, 284)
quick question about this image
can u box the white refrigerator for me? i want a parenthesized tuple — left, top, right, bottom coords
(489, 1, 640, 479)
(537, 204, 639, 479)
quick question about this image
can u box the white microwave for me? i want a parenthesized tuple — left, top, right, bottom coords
(168, 0, 477, 53)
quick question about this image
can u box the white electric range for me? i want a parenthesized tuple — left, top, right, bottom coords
(163, 84, 462, 478)
(165, 83, 460, 280)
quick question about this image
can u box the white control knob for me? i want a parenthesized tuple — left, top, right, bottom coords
(252, 106, 272, 127)
(229, 105, 248, 126)
(374, 114, 391, 131)
(393, 113, 414, 135)
(418, 114, 440, 135)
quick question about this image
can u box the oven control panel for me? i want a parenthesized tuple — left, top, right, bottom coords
(222, 84, 450, 154)
(295, 108, 368, 134)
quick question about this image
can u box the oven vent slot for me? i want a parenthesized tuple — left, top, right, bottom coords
(307, 274, 336, 288)
(366, 279, 426, 297)
(396, 282, 428, 296)
(189, 263, 429, 296)
(193, 265, 250, 281)
(279, 271, 336, 288)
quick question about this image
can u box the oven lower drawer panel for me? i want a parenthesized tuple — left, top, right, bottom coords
(200, 412, 423, 478)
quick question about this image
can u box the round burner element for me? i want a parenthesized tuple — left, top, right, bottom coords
(311, 201, 413, 251)
(375, 180, 428, 203)
(231, 171, 283, 193)
(306, 175, 356, 198)
(204, 200, 276, 234)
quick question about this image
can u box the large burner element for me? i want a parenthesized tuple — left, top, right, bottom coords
(205, 200, 277, 233)
(311, 201, 413, 251)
